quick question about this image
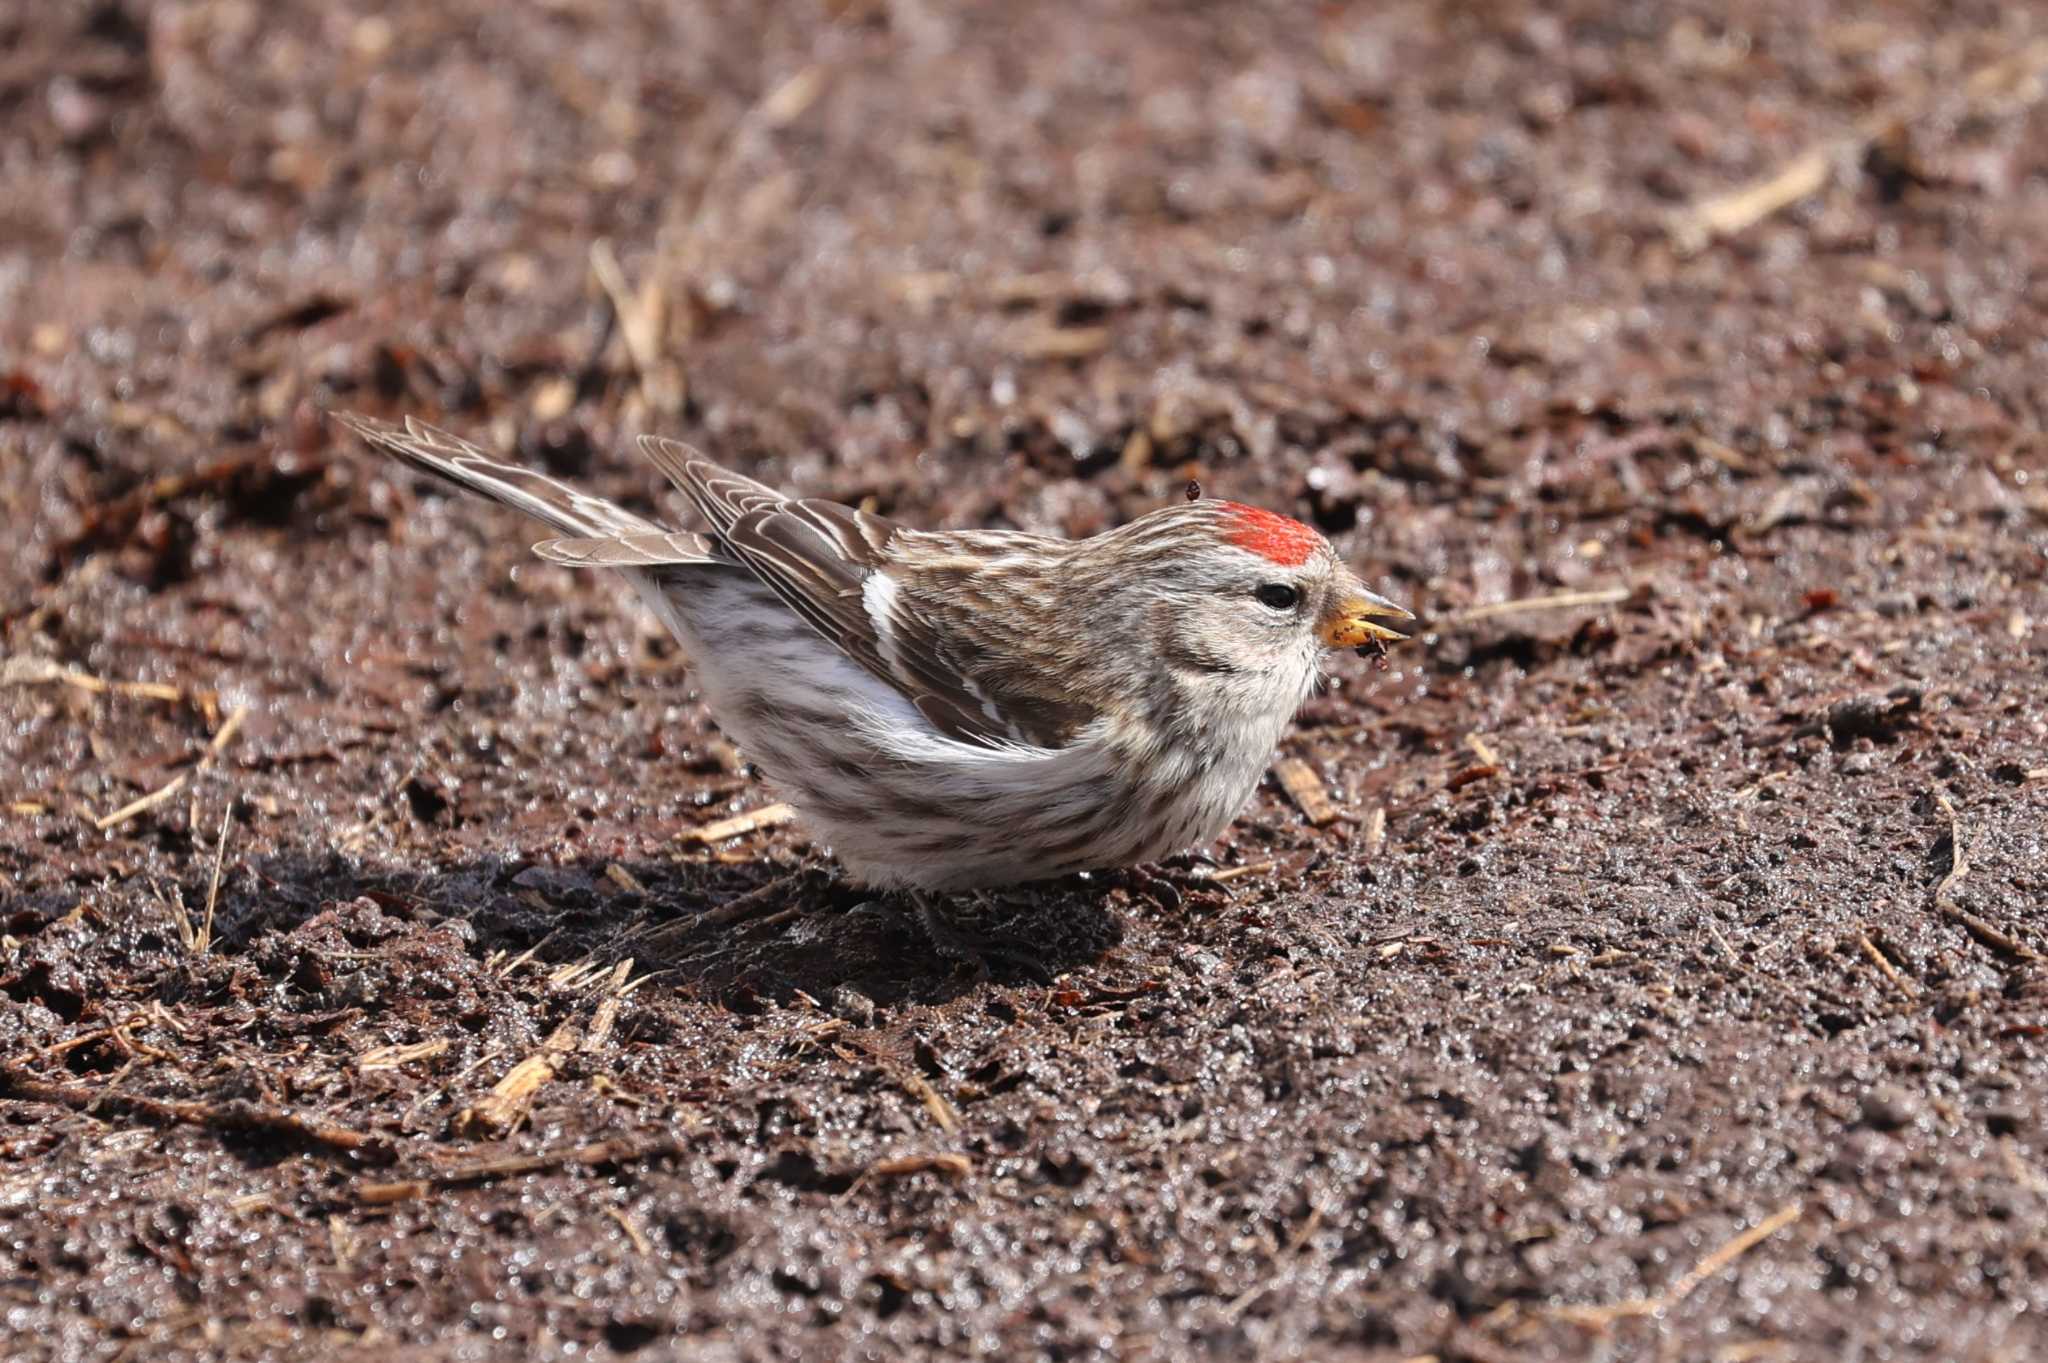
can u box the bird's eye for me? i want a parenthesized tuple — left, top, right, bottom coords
(1255, 583, 1300, 611)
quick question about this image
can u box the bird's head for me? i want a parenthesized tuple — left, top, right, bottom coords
(1084, 498, 1412, 713)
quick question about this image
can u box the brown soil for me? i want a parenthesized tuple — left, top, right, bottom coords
(5, 2, 2047, 1359)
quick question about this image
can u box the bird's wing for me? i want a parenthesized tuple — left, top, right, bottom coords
(638, 438, 1095, 748)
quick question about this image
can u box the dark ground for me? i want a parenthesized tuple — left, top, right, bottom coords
(5, 1, 2048, 1359)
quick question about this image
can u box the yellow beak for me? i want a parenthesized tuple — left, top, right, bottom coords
(1319, 588, 1415, 648)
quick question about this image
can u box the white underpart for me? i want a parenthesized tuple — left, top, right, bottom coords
(644, 572, 1309, 891)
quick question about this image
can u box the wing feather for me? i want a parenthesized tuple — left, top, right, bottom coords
(533, 530, 720, 567)
(636, 441, 1093, 747)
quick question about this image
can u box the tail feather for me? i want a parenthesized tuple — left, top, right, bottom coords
(334, 412, 679, 543)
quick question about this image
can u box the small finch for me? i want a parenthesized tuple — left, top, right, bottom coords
(337, 414, 1411, 961)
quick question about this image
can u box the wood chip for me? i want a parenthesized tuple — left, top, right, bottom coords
(583, 963, 635, 1052)
(356, 1038, 453, 1072)
(680, 802, 795, 845)
(456, 1022, 578, 1135)
(581, 998, 623, 1053)
(1363, 805, 1388, 858)
(357, 1178, 429, 1206)
(1004, 323, 1111, 361)
(759, 64, 829, 128)
(605, 864, 648, 894)
(1447, 764, 1501, 791)
(1273, 757, 1340, 826)
(870, 1153, 971, 1180)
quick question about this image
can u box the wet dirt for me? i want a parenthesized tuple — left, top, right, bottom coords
(4, 1, 2047, 1359)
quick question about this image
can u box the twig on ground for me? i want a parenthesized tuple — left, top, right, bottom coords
(0, 657, 189, 705)
(207, 705, 249, 759)
(1672, 143, 1839, 251)
(680, 802, 795, 846)
(95, 775, 189, 832)
(0, 1063, 389, 1162)
(662, 869, 811, 935)
(589, 238, 682, 414)
(1445, 585, 1633, 625)
(1222, 1196, 1330, 1323)
(896, 1068, 961, 1135)
(607, 1206, 654, 1256)
(870, 1152, 972, 1181)
(1205, 859, 1278, 885)
(1546, 1203, 1803, 1328)
(354, 1137, 685, 1205)
(1932, 790, 2041, 961)
(494, 930, 559, 978)
(1857, 934, 1920, 1000)
(194, 802, 233, 954)
(1931, 790, 1970, 911)
(92, 703, 249, 832)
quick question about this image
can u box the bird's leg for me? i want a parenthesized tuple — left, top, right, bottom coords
(909, 891, 1058, 983)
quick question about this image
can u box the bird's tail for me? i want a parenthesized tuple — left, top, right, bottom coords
(334, 413, 664, 540)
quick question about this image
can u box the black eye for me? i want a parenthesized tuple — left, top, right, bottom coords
(1255, 583, 1300, 610)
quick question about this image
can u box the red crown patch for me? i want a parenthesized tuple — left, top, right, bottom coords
(1221, 502, 1320, 567)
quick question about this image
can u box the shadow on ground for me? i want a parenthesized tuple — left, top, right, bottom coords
(200, 847, 1125, 1006)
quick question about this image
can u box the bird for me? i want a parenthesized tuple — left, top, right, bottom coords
(335, 413, 1411, 965)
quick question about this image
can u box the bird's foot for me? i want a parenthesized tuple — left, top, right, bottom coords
(1107, 857, 1225, 914)
(908, 892, 1060, 984)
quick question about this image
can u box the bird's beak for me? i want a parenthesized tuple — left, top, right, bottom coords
(1319, 587, 1414, 649)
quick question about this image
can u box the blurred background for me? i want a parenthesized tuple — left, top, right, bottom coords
(3, 3, 2047, 1361)
(10, 1, 2046, 561)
